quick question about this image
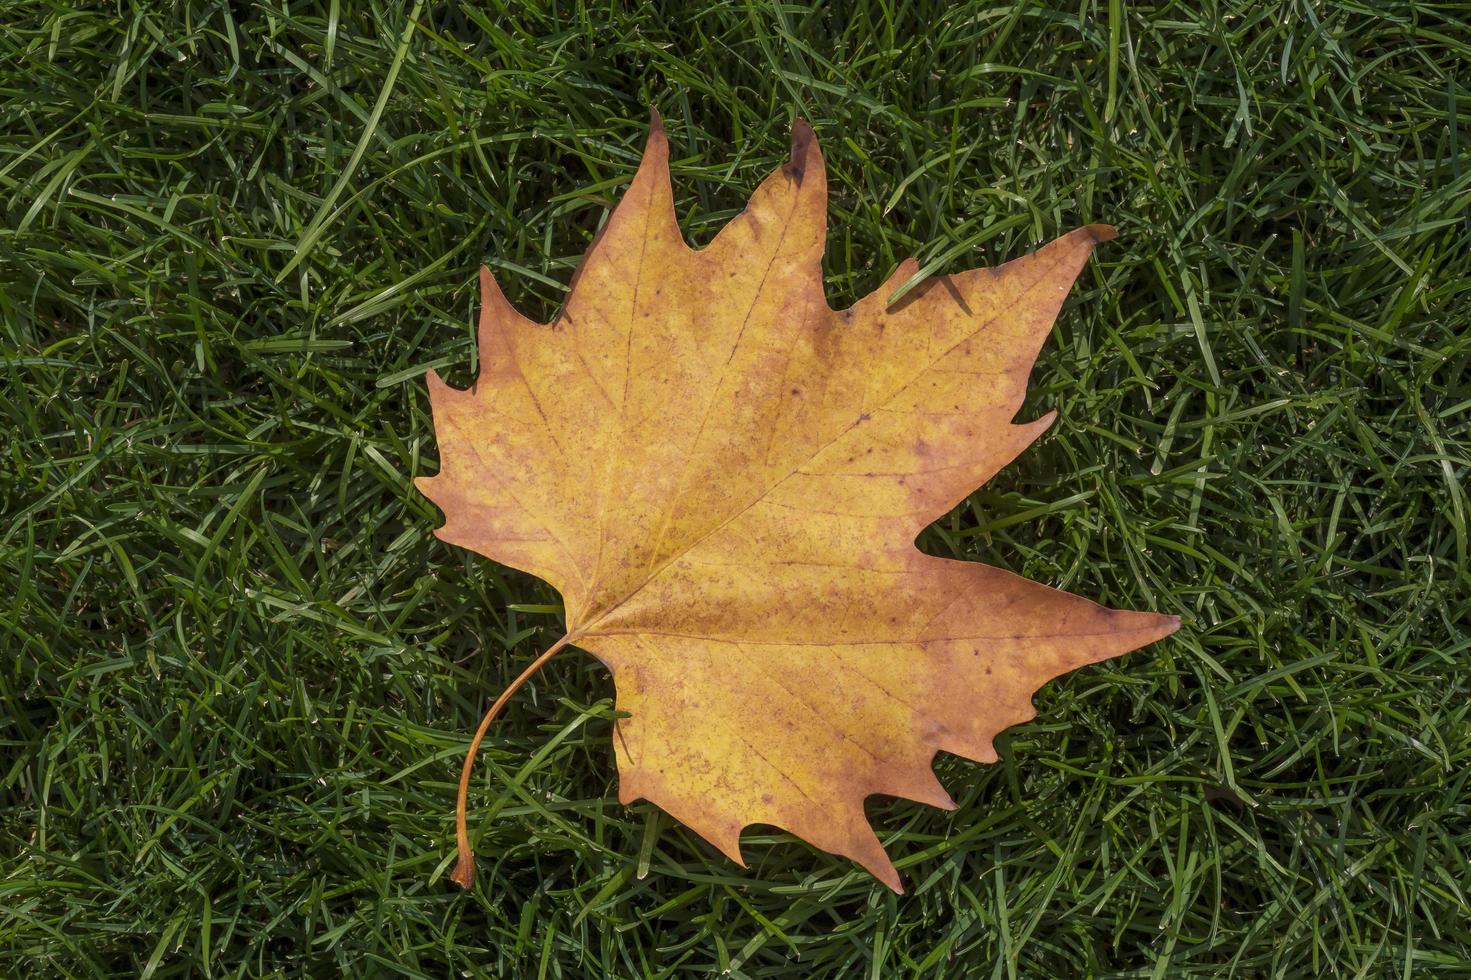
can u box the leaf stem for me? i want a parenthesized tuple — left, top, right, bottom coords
(449, 633, 573, 890)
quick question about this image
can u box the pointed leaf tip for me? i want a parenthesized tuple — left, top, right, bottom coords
(786, 117, 821, 185)
(477, 265, 501, 310)
(1083, 223, 1118, 243)
(872, 858, 903, 894)
(637, 107, 670, 169)
(478, 264, 513, 312)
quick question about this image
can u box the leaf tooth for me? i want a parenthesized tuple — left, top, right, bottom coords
(871, 756, 957, 812)
(621, 105, 679, 241)
(662, 801, 747, 868)
(786, 116, 822, 188)
(902, 410, 1060, 530)
(421, 367, 468, 413)
(806, 816, 902, 894)
(423, 365, 449, 394)
(560, 104, 686, 319)
(851, 834, 903, 894)
(476, 264, 521, 335)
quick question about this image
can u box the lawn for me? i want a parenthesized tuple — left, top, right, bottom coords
(2, 1, 1469, 976)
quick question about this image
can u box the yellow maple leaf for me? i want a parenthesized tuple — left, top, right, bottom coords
(417, 111, 1179, 892)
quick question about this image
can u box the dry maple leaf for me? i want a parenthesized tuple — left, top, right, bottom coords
(417, 111, 1179, 893)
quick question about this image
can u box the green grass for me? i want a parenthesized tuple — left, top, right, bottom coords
(3, 1, 1469, 976)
